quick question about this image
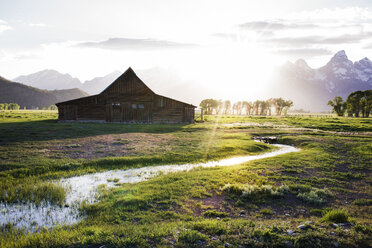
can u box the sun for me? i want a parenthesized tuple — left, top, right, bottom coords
(171, 41, 278, 102)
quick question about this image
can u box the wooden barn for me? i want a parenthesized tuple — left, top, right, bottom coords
(56, 68, 196, 123)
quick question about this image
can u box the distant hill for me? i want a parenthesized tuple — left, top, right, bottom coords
(14, 69, 83, 90)
(13, 69, 122, 95)
(80, 71, 122, 94)
(269, 50, 372, 112)
(0, 76, 88, 109)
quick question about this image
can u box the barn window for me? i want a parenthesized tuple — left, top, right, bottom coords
(132, 104, 137, 109)
(138, 104, 144, 109)
(159, 98, 164, 108)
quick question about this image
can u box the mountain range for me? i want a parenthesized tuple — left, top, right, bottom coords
(4, 50, 372, 112)
(13, 68, 205, 105)
(270, 50, 372, 111)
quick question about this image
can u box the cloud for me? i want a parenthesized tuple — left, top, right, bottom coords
(76, 37, 197, 50)
(238, 21, 317, 31)
(28, 22, 47, 28)
(275, 48, 332, 57)
(0, 19, 11, 34)
(264, 32, 372, 46)
(288, 7, 372, 23)
(364, 43, 372, 49)
(13, 53, 41, 60)
(212, 33, 238, 39)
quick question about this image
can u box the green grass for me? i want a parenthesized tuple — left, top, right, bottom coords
(0, 111, 371, 247)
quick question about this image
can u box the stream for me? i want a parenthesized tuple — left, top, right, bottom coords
(0, 144, 299, 230)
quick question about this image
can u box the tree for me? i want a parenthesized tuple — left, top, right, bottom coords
(199, 99, 219, 115)
(360, 90, 372, 118)
(242, 101, 252, 115)
(272, 98, 286, 116)
(216, 100, 223, 115)
(283, 100, 293, 116)
(8, 103, 20, 110)
(266, 99, 274, 116)
(259, 100, 268, 116)
(223, 100, 231, 115)
(346, 91, 364, 117)
(232, 101, 243, 115)
(327, 96, 346, 116)
(48, 105, 58, 110)
(237, 101, 243, 115)
(253, 100, 260, 115)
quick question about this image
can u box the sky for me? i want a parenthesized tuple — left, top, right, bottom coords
(0, 0, 372, 101)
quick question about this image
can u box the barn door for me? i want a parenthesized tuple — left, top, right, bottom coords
(122, 103, 151, 123)
(112, 103, 122, 122)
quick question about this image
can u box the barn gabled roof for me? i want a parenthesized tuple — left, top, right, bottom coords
(100, 67, 155, 95)
(56, 67, 196, 108)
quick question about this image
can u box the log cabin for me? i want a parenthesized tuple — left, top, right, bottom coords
(56, 68, 196, 123)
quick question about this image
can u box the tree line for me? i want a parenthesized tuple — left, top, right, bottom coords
(199, 98, 293, 116)
(0, 103, 58, 111)
(0, 103, 20, 110)
(328, 90, 372, 117)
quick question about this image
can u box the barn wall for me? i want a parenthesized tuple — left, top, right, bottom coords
(152, 95, 194, 124)
(77, 104, 106, 120)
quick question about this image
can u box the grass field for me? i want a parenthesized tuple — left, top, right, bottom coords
(0, 110, 371, 248)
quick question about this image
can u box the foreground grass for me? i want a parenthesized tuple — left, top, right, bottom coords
(0, 111, 371, 247)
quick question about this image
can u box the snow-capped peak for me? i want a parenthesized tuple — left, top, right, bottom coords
(294, 59, 311, 69)
(334, 50, 347, 59)
(356, 57, 372, 67)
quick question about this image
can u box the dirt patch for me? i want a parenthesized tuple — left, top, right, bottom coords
(47, 133, 175, 159)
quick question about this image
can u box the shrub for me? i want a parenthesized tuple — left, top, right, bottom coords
(242, 184, 289, 199)
(222, 183, 289, 200)
(354, 224, 372, 235)
(297, 188, 332, 205)
(353, 198, 372, 206)
(203, 210, 228, 218)
(294, 232, 329, 248)
(178, 229, 207, 247)
(222, 183, 243, 195)
(321, 209, 350, 223)
(260, 208, 273, 215)
(310, 209, 325, 216)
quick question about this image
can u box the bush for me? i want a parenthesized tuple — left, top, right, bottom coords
(354, 224, 372, 235)
(260, 208, 273, 215)
(297, 188, 332, 205)
(178, 229, 207, 247)
(321, 209, 350, 223)
(242, 184, 289, 199)
(310, 209, 326, 216)
(222, 183, 289, 200)
(294, 232, 330, 248)
(203, 210, 228, 218)
(353, 198, 372, 206)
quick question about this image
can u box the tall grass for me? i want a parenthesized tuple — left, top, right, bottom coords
(222, 183, 289, 199)
(0, 181, 66, 206)
(223, 183, 332, 205)
(297, 188, 332, 205)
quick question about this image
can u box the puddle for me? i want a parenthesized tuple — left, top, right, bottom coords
(1, 144, 299, 230)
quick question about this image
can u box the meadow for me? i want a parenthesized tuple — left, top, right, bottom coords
(0, 110, 371, 248)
